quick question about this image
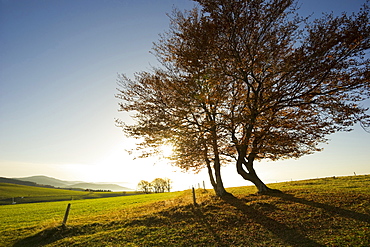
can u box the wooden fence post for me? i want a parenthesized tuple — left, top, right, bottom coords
(192, 187, 197, 206)
(62, 203, 71, 226)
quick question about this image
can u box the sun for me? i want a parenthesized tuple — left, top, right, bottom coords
(158, 144, 174, 158)
(60, 140, 209, 191)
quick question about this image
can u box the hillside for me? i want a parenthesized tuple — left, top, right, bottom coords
(70, 182, 128, 191)
(1, 175, 369, 246)
(0, 183, 136, 205)
(15, 175, 79, 187)
(0, 177, 42, 187)
(13, 175, 133, 191)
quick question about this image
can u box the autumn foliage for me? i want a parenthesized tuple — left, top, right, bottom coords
(116, 0, 370, 196)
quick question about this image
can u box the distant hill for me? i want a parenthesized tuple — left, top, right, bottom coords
(70, 183, 128, 191)
(13, 175, 133, 191)
(15, 175, 79, 187)
(0, 177, 41, 187)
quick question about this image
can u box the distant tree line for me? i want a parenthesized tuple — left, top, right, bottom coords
(137, 178, 172, 193)
(85, 189, 112, 192)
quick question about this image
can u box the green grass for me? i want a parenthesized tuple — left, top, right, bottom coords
(0, 191, 184, 246)
(0, 183, 136, 205)
(1, 175, 369, 246)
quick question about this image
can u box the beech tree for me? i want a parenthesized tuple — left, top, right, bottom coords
(117, 0, 369, 196)
(151, 178, 172, 193)
(137, 180, 151, 193)
(164, 178, 172, 192)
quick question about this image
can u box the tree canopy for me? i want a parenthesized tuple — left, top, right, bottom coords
(117, 0, 370, 196)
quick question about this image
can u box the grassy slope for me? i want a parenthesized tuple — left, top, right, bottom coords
(0, 191, 184, 246)
(1, 175, 369, 246)
(0, 183, 135, 205)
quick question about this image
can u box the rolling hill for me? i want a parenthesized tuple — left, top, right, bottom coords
(13, 175, 133, 191)
(0, 177, 43, 187)
(15, 175, 82, 187)
(0, 182, 139, 205)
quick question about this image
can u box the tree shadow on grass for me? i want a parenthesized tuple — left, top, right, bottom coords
(269, 192, 370, 224)
(12, 223, 104, 247)
(13, 226, 73, 247)
(150, 204, 226, 246)
(222, 194, 325, 247)
(191, 206, 227, 246)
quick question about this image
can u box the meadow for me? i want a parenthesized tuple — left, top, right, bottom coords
(0, 175, 369, 246)
(0, 183, 138, 205)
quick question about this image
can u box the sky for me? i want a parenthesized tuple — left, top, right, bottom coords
(1, 0, 369, 191)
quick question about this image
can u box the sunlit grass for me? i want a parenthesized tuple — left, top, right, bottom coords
(0, 191, 185, 246)
(1, 175, 369, 246)
(0, 183, 87, 203)
(0, 183, 138, 205)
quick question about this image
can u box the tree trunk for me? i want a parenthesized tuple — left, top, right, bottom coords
(214, 182, 229, 197)
(206, 161, 229, 197)
(236, 153, 279, 194)
(206, 162, 217, 188)
(205, 124, 230, 197)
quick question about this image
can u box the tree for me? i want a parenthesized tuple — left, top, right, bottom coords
(164, 178, 172, 192)
(151, 178, 168, 193)
(118, 0, 370, 195)
(184, 0, 370, 193)
(117, 69, 232, 196)
(137, 180, 151, 194)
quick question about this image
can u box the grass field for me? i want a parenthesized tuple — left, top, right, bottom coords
(0, 183, 137, 205)
(1, 175, 369, 246)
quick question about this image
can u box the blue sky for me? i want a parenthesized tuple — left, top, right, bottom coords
(1, 0, 369, 191)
